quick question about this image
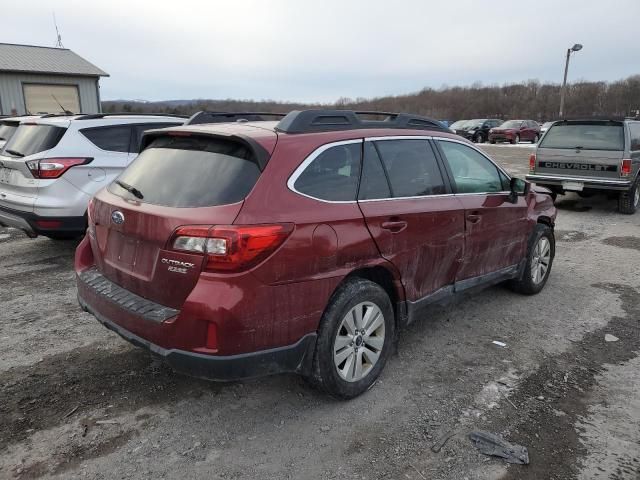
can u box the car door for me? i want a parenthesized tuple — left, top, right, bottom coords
(357, 138, 465, 303)
(435, 139, 529, 282)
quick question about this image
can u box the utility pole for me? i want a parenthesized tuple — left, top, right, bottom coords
(559, 43, 583, 118)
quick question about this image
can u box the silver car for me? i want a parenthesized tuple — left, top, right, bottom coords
(526, 118, 640, 214)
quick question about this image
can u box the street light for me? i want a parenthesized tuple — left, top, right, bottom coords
(559, 43, 583, 118)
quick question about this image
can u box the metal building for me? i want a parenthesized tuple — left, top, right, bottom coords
(0, 43, 108, 116)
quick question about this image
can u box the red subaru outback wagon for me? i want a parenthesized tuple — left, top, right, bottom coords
(76, 110, 557, 398)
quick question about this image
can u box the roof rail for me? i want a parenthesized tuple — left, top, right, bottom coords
(275, 109, 447, 134)
(185, 111, 287, 125)
(76, 112, 189, 120)
(557, 116, 628, 122)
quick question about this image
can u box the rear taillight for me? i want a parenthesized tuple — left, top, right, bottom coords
(170, 224, 294, 273)
(621, 159, 632, 177)
(529, 153, 536, 173)
(26, 157, 92, 179)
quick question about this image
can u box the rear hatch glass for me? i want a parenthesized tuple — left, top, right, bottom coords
(539, 123, 624, 151)
(0, 122, 18, 142)
(1, 123, 66, 157)
(108, 135, 261, 207)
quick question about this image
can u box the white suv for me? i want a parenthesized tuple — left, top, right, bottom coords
(0, 114, 185, 239)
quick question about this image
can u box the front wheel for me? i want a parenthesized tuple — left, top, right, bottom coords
(532, 134, 539, 144)
(618, 177, 639, 214)
(475, 134, 484, 144)
(508, 224, 555, 295)
(306, 278, 395, 399)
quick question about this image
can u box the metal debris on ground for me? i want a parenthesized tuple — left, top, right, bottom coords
(492, 341, 507, 347)
(604, 334, 619, 342)
(468, 431, 529, 465)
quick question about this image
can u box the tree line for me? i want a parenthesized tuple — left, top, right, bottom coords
(103, 75, 640, 122)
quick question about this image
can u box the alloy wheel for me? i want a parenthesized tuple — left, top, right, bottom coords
(333, 302, 385, 382)
(531, 237, 551, 285)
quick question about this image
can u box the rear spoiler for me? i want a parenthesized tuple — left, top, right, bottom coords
(139, 128, 272, 171)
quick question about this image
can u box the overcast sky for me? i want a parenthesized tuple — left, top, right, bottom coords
(4, 0, 640, 103)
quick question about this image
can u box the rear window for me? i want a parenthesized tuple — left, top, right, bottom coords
(293, 143, 362, 201)
(539, 123, 624, 151)
(0, 122, 18, 141)
(1, 124, 66, 157)
(109, 135, 260, 208)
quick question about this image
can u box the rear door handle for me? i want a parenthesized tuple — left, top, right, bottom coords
(381, 220, 408, 233)
(466, 213, 482, 224)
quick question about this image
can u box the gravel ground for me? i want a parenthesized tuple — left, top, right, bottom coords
(1, 143, 639, 479)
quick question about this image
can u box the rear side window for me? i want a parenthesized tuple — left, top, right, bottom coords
(539, 123, 624, 151)
(293, 143, 362, 201)
(0, 122, 18, 141)
(1, 124, 66, 157)
(629, 123, 640, 151)
(81, 125, 132, 153)
(109, 136, 260, 207)
(375, 139, 446, 197)
(358, 142, 391, 200)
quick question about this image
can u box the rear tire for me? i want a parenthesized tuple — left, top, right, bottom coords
(511, 134, 520, 144)
(475, 134, 484, 144)
(508, 224, 555, 295)
(306, 278, 395, 399)
(618, 177, 639, 214)
(45, 232, 83, 240)
(490, 139, 496, 144)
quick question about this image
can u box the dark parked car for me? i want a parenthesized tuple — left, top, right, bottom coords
(456, 118, 503, 143)
(75, 109, 557, 399)
(490, 120, 541, 144)
(527, 118, 640, 213)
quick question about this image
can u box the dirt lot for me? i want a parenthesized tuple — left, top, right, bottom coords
(1, 143, 639, 479)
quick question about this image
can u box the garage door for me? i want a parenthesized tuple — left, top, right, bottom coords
(23, 84, 81, 114)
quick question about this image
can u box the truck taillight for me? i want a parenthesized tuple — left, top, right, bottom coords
(621, 159, 632, 177)
(169, 224, 294, 273)
(26, 157, 92, 179)
(529, 153, 536, 173)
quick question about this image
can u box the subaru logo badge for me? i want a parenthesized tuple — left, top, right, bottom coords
(111, 210, 125, 225)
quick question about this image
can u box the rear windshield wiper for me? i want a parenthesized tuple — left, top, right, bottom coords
(115, 180, 144, 200)
(4, 149, 24, 157)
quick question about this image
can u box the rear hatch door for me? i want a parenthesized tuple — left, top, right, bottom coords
(535, 121, 625, 180)
(90, 129, 275, 309)
(0, 122, 68, 211)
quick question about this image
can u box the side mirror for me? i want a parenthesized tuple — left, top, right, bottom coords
(509, 177, 530, 203)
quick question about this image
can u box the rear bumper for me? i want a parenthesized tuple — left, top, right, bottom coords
(76, 269, 317, 381)
(0, 203, 86, 236)
(525, 174, 632, 191)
